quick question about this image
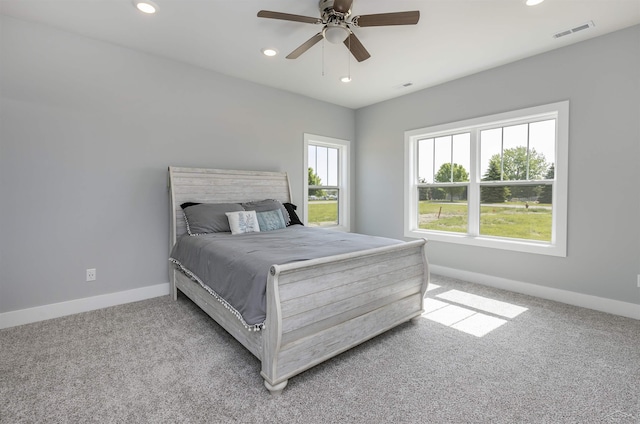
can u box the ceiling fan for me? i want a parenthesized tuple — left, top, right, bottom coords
(257, 0, 420, 62)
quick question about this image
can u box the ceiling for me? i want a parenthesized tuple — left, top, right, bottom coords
(1, 0, 639, 109)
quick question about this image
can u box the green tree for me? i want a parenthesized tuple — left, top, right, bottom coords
(434, 163, 469, 202)
(485, 147, 549, 200)
(489, 146, 548, 181)
(481, 160, 510, 203)
(308, 167, 325, 198)
(537, 164, 554, 204)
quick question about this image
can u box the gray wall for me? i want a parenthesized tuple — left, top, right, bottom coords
(355, 25, 640, 305)
(2, 15, 638, 314)
(0, 16, 355, 313)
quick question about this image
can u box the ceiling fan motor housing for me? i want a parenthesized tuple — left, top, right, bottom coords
(319, 0, 352, 21)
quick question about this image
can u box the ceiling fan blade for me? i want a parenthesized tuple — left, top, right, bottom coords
(286, 32, 324, 59)
(333, 0, 354, 14)
(344, 33, 371, 62)
(352, 11, 420, 27)
(257, 10, 322, 25)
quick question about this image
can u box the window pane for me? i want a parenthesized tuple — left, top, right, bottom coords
(316, 146, 328, 185)
(418, 187, 468, 233)
(502, 124, 528, 181)
(418, 138, 434, 183)
(308, 146, 317, 185)
(452, 133, 470, 182)
(308, 189, 338, 227)
(327, 147, 338, 186)
(480, 184, 552, 241)
(433, 136, 452, 182)
(529, 119, 556, 180)
(480, 128, 502, 181)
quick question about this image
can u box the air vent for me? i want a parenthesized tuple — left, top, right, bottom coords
(553, 20, 595, 39)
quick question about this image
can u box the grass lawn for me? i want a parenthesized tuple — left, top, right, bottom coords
(419, 201, 552, 241)
(308, 201, 338, 226)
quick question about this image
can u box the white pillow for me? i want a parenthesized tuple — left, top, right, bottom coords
(225, 210, 261, 235)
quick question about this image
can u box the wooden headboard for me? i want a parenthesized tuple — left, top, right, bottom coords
(168, 167, 292, 248)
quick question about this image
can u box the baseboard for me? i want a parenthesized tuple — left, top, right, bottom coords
(430, 265, 640, 321)
(0, 283, 170, 330)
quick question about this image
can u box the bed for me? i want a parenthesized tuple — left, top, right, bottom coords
(167, 166, 430, 394)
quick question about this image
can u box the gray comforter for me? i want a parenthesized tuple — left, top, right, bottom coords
(169, 226, 401, 328)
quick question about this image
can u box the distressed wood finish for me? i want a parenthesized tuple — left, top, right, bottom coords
(168, 166, 430, 394)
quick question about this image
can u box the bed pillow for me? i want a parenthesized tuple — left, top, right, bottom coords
(242, 199, 291, 226)
(226, 210, 261, 235)
(283, 202, 303, 226)
(256, 209, 286, 232)
(183, 203, 245, 235)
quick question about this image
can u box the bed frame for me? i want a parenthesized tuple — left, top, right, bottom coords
(168, 166, 429, 394)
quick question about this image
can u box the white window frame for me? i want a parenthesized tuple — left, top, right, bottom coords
(404, 101, 569, 257)
(303, 133, 350, 232)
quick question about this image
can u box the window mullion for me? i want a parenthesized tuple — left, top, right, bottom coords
(468, 129, 480, 236)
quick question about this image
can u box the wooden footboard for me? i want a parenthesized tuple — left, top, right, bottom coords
(261, 239, 429, 393)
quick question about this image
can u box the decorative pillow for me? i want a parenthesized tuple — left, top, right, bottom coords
(283, 202, 303, 226)
(182, 203, 245, 235)
(242, 199, 291, 226)
(180, 202, 201, 210)
(257, 209, 286, 232)
(226, 210, 261, 235)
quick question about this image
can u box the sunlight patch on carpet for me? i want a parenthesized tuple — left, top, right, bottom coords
(436, 290, 528, 318)
(421, 290, 527, 337)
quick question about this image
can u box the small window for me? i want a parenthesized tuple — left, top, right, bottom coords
(303, 134, 350, 231)
(404, 101, 568, 256)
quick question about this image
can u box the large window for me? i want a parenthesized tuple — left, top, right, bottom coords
(405, 101, 568, 256)
(303, 134, 350, 231)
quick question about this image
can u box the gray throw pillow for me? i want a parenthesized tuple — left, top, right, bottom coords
(183, 203, 245, 235)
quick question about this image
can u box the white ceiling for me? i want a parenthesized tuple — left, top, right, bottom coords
(2, 0, 639, 109)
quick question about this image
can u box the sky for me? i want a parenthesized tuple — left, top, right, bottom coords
(308, 145, 338, 186)
(418, 119, 556, 183)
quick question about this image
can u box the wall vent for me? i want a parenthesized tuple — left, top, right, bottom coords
(553, 20, 595, 39)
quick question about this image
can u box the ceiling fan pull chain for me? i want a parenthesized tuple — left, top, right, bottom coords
(322, 38, 325, 76)
(347, 34, 351, 80)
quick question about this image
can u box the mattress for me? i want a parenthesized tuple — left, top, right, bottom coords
(169, 226, 401, 330)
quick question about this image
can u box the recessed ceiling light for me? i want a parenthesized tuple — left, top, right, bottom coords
(525, 0, 544, 6)
(134, 0, 157, 14)
(261, 48, 278, 57)
(340, 76, 352, 83)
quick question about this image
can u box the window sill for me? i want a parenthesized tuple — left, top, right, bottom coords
(405, 229, 566, 257)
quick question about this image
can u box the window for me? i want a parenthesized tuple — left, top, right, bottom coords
(303, 134, 350, 231)
(405, 101, 568, 256)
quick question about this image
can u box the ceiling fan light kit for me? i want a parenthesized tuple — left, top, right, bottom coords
(323, 25, 349, 44)
(257, 0, 420, 62)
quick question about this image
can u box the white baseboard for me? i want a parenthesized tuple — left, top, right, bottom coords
(0, 283, 170, 330)
(430, 265, 640, 321)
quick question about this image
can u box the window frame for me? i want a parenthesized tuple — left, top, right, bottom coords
(404, 101, 569, 257)
(303, 133, 350, 232)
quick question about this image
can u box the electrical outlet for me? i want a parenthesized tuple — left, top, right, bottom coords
(637, 274, 640, 288)
(86, 268, 96, 282)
